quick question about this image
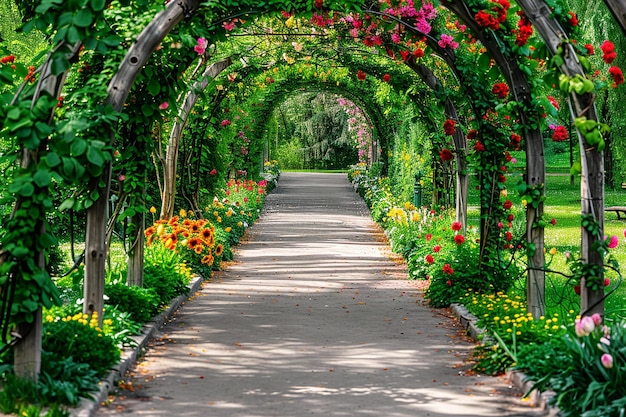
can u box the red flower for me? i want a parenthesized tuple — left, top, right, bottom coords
(443, 264, 454, 275)
(574, 285, 581, 295)
(551, 125, 568, 142)
(467, 129, 478, 140)
(507, 214, 514, 222)
(568, 11, 578, 26)
(433, 245, 441, 253)
(221, 119, 231, 127)
(426, 233, 432, 241)
(454, 234, 465, 245)
(474, 141, 485, 152)
(492, 82, 509, 99)
(0, 55, 16, 64)
(451, 221, 462, 231)
(210, 169, 217, 175)
(400, 50, 410, 61)
(414, 48, 424, 58)
(425, 254, 435, 264)
(551, 218, 557, 225)
(515, 16, 533, 46)
(605, 278, 611, 287)
(382, 73, 391, 82)
(505, 231, 513, 241)
(314, 0, 323, 8)
(601, 40, 616, 64)
(475, 10, 500, 30)
(609, 66, 624, 86)
(439, 148, 454, 161)
(503, 199, 513, 210)
(584, 44, 594, 55)
(446, 279, 453, 287)
(357, 70, 366, 81)
(443, 119, 456, 136)
(510, 133, 521, 150)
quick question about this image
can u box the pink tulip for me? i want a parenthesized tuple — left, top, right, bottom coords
(601, 353, 613, 369)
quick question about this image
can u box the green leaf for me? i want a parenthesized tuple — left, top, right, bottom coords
(148, 77, 161, 96)
(33, 169, 51, 187)
(70, 138, 87, 156)
(87, 145, 104, 165)
(59, 198, 76, 211)
(91, 0, 106, 11)
(44, 152, 61, 168)
(74, 8, 94, 27)
(477, 52, 491, 71)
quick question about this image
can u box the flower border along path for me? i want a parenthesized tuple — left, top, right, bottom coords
(70, 274, 206, 417)
(449, 303, 559, 417)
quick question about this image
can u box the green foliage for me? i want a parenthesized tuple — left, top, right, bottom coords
(43, 313, 120, 376)
(522, 316, 626, 417)
(144, 244, 190, 305)
(104, 283, 160, 324)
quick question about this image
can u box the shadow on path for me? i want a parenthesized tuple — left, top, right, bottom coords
(96, 172, 545, 417)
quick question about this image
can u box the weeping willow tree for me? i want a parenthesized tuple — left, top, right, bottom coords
(281, 92, 360, 170)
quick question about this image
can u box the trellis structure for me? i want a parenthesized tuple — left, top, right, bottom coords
(1, 0, 622, 380)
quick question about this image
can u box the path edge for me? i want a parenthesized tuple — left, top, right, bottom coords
(449, 303, 559, 417)
(69, 275, 206, 417)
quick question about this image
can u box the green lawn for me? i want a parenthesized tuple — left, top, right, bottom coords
(465, 170, 626, 319)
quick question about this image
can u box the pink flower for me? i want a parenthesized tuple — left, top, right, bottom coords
(118, 175, 126, 181)
(608, 235, 619, 249)
(591, 313, 602, 326)
(159, 102, 169, 110)
(209, 169, 217, 175)
(221, 119, 231, 127)
(223, 21, 236, 31)
(575, 316, 595, 337)
(601, 353, 614, 369)
(194, 37, 207, 55)
(438, 33, 458, 49)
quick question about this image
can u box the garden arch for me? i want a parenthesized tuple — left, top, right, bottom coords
(4, 0, 621, 380)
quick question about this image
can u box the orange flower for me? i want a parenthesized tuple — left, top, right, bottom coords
(169, 233, 178, 244)
(194, 245, 204, 254)
(188, 238, 201, 248)
(215, 244, 224, 257)
(168, 216, 179, 226)
(190, 223, 201, 233)
(201, 254, 214, 265)
(145, 226, 156, 236)
(182, 219, 192, 226)
(201, 228, 213, 240)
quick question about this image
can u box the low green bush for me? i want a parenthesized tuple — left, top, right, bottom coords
(104, 282, 160, 324)
(43, 313, 120, 376)
(144, 244, 189, 305)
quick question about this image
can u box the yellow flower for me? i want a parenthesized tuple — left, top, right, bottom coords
(549, 247, 557, 255)
(225, 227, 232, 233)
(179, 208, 187, 218)
(150, 206, 157, 214)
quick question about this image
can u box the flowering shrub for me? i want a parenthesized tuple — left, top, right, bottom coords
(521, 315, 626, 417)
(43, 312, 120, 376)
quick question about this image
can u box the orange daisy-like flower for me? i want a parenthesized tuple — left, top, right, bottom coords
(188, 237, 201, 248)
(182, 219, 192, 226)
(190, 223, 201, 233)
(145, 226, 156, 236)
(169, 233, 178, 244)
(201, 254, 214, 265)
(201, 228, 213, 240)
(214, 244, 224, 257)
(168, 216, 179, 226)
(147, 235, 154, 246)
(194, 245, 204, 254)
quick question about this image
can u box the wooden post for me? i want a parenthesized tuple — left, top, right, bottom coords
(11, 42, 81, 379)
(84, 0, 201, 323)
(517, 0, 604, 317)
(160, 57, 233, 220)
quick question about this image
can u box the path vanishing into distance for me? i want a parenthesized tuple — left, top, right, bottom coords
(95, 172, 546, 417)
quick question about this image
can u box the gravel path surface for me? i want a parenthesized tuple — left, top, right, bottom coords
(95, 172, 545, 417)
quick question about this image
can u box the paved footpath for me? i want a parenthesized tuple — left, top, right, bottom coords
(96, 172, 545, 417)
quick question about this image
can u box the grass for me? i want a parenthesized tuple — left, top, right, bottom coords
(464, 168, 626, 320)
